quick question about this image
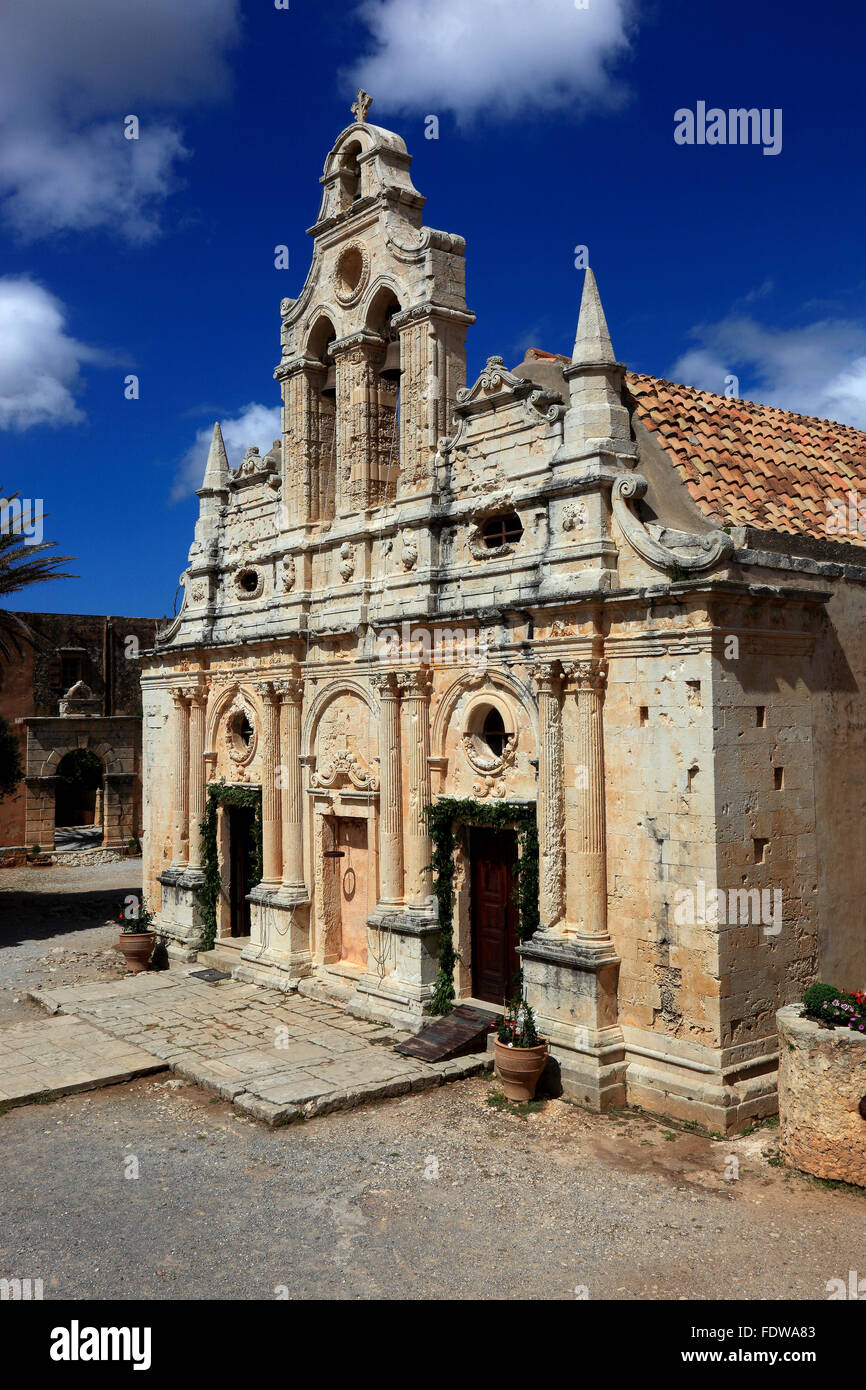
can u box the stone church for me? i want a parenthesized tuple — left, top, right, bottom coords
(142, 97, 866, 1133)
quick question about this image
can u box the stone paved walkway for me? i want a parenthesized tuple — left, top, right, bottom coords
(0, 1015, 166, 1106)
(30, 969, 491, 1124)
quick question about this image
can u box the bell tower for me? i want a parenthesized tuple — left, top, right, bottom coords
(275, 93, 474, 527)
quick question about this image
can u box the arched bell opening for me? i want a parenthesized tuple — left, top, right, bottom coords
(366, 287, 403, 504)
(336, 140, 363, 208)
(305, 314, 338, 521)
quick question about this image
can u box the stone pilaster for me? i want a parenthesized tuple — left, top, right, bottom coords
(566, 658, 609, 939)
(186, 687, 207, 873)
(398, 667, 433, 908)
(276, 356, 333, 524)
(171, 688, 190, 868)
(332, 332, 387, 513)
(371, 672, 403, 905)
(392, 303, 475, 495)
(530, 660, 565, 932)
(275, 674, 305, 892)
(255, 681, 283, 887)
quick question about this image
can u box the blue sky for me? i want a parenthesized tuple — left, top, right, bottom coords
(1, 0, 864, 617)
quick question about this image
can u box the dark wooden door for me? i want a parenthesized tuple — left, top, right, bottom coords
(228, 805, 253, 937)
(470, 827, 519, 1006)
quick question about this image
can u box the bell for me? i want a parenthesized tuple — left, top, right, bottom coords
(379, 338, 402, 383)
(321, 364, 337, 400)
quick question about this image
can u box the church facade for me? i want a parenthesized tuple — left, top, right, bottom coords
(141, 101, 866, 1134)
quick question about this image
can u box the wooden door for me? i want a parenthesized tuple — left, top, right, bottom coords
(228, 805, 253, 938)
(470, 827, 519, 1006)
(335, 817, 369, 968)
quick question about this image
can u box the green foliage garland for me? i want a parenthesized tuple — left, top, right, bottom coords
(197, 780, 263, 951)
(424, 798, 539, 1016)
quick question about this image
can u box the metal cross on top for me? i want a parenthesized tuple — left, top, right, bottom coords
(351, 89, 373, 123)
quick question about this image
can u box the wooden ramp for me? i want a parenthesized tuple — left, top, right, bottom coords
(394, 1004, 497, 1063)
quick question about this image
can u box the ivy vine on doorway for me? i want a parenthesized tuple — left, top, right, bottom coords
(197, 780, 263, 951)
(424, 798, 539, 1016)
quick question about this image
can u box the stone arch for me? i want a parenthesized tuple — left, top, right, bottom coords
(363, 280, 403, 334)
(432, 668, 538, 761)
(302, 678, 378, 759)
(40, 740, 124, 777)
(204, 682, 262, 756)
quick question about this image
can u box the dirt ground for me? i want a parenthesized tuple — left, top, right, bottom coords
(1, 861, 863, 1302)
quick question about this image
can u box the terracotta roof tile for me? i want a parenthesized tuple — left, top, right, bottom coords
(625, 373, 866, 546)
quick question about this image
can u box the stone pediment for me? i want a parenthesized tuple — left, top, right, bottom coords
(453, 356, 564, 420)
(59, 681, 101, 716)
(228, 443, 281, 492)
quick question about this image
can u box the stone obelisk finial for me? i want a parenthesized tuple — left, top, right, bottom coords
(351, 89, 373, 123)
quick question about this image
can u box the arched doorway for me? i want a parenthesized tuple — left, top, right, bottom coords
(55, 748, 103, 830)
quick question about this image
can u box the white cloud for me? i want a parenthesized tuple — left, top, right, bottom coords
(0, 0, 240, 241)
(670, 316, 866, 430)
(0, 277, 106, 430)
(347, 0, 635, 121)
(171, 403, 282, 502)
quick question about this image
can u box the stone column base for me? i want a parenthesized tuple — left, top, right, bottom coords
(156, 868, 205, 962)
(520, 930, 626, 1112)
(354, 905, 441, 1026)
(238, 887, 313, 988)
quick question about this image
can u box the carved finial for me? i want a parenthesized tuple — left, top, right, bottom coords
(572, 267, 616, 367)
(351, 89, 373, 123)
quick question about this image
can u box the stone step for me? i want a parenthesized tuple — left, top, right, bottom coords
(196, 947, 243, 976)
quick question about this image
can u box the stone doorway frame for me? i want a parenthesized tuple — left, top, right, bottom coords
(310, 789, 379, 970)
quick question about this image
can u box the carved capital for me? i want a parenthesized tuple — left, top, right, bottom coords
(396, 666, 433, 700)
(563, 659, 608, 695)
(370, 671, 401, 699)
(253, 680, 280, 706)
(529, 659, 564, 696)
(273, 674, 304, 704)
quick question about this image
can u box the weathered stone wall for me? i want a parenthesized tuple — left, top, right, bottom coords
(777, 1004, 866, 1186)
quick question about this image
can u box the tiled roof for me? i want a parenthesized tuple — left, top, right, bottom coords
(625, 372, 866, 547)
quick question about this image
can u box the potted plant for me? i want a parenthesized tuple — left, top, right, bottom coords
(116, 899, 156, 974)
(493, 995, 548, 1101)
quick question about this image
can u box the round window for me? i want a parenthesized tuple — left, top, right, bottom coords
(238, 568, 259, 594)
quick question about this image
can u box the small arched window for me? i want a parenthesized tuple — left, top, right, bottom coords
(481, 513, 523, 549)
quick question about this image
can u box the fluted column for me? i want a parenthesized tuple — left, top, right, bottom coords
(186, 687, 208, 872)
(275, 674, 304, 891)
(171, 688, 190, 868)
(254, 681, 283, 887)
(372, 672, 403, 904)
(568, 659, 609, 938)
(530, 661, 565, 931)
(399, 667, 433, 908)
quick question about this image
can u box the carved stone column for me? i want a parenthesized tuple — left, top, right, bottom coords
(372, 672, 403, 905)
(567, 659, 609, 938)
(332, 332, 386, 513)
(171, 688, 190, 868)
(186, 687, 208, 873)
(399, 667, 433, 909)
(530, 661, 565, 931)
(275, 357, 332, 524)
(275, 674, 304, 892)
(255, 681, 283, 888)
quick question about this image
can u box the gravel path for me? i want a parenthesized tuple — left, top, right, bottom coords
(1, 1071, 863, 1301)
(0, 861, 139, 1025)
(2, 859, 863, 1303)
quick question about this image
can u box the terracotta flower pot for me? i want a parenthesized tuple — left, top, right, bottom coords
(494, 1037, 549, 1102)
(116, 931, 156, 974)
